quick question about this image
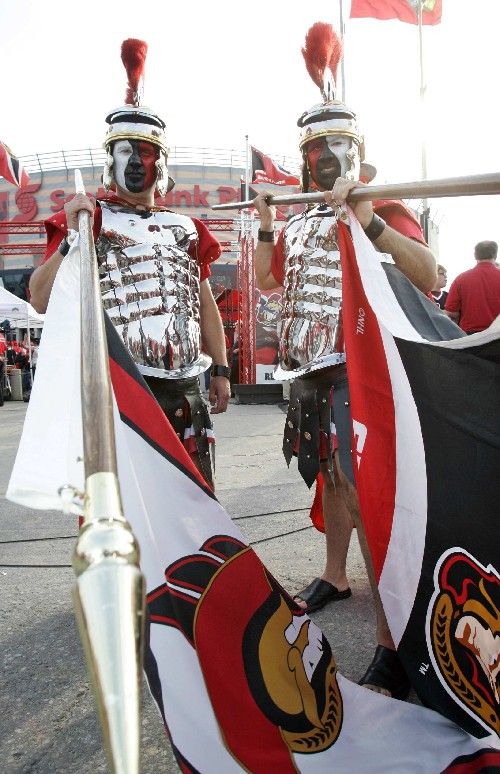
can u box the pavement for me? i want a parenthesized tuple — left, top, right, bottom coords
(0, 398, 377, 773)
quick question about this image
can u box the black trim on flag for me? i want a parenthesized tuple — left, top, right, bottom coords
(382, 263, 465, 342)
(396, 335, 500, 738)
(119, 414, 217, 499)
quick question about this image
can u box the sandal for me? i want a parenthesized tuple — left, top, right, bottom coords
(358, 645, 411, 700)
(294, 577, 352, 614)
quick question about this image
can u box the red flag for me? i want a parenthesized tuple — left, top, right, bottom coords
(251, 147, 300, 186)
(350, 0, 442, 25)
(0, 141, 29, 188)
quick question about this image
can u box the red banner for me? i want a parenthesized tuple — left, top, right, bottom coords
(350, 0, 442, 25)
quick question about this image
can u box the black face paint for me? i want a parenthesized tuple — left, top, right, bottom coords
(311, 141, 342, 191)
(124, 139, 146, 193)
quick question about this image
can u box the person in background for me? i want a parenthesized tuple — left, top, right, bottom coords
(445, 241, 500, 333)
(430, 264, 448, 309)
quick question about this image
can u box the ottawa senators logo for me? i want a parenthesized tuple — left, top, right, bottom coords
(427, 549, 499, 736)
(146, 535, 343, 769)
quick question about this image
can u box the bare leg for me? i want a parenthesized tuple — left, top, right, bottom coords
(295, 454, 352, 610)
(320, 458, 353, 592)
(341, 477, 395, 650)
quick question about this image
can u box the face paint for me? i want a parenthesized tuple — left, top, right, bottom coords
(112, 139, 159, 194)
(304, 135, 356, 190)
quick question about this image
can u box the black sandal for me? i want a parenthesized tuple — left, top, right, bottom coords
(294, 577, 352, 614)
(358, 645, 411, 700)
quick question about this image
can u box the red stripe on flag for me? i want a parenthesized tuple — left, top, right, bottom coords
(338, 222, 396, 581)
(0, 141, 29, 187)
(443, 750, 500, 773)
(195, 548, 298, 772)
(109, 357, 210, 492)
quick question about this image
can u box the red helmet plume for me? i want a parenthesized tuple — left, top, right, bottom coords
(121, 38, 148, 106)
(301, 23, 342, 101)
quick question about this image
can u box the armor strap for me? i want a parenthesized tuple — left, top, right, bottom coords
(144, 375, 214, 488)
(283, 373, 335, 488)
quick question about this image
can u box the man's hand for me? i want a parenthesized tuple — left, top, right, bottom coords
(323, 177, 373, 229)
(208, 376, 230, 414)
(64, 193, 95, 231)
(252, 192, 276, 231)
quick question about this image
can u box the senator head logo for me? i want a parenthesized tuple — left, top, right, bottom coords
(146, 535, 343, 767)
(428, 549, 499, 735)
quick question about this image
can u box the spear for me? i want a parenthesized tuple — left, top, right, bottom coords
(71, 170, 145, 774)
(212, 171, 500, 211)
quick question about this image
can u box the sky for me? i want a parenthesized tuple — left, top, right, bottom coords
(2, 0, 500, 282)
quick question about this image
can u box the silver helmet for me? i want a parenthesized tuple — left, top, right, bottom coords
(103, 39, 174, 196)
(298, 24, 365, 183)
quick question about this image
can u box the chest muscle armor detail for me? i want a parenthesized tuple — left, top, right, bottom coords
(96, 201, 211, 379)
(277, 205, 345, 376)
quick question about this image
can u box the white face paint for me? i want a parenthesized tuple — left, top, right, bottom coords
(112, 140, 133, 191)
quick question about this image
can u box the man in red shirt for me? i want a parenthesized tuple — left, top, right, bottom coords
(445, 241, 500, 332)
(29, 40, 230, 488)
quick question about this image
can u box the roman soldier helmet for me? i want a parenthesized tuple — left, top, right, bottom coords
(298, 23, 365, 183)
(103, 39, 174, 196)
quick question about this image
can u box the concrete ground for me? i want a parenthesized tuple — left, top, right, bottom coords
(0, 399, 377, 773)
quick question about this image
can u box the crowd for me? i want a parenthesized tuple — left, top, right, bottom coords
(0, 329, 38, 406)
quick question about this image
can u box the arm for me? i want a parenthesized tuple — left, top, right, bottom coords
(199, 279, 231, 414)
(444, 279, 461, 323)
(370, 225, 437, 294)
(29, 249, 66, 314)
(252, 193, 280, 290)
(325, 179, 437, 294)
(29, 194, 95, 313)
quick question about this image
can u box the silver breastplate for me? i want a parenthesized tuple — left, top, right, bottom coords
(275, 205, 345, 379)
(96, 201, 210, 379)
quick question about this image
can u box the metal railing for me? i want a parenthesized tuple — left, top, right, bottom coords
(12, 147, 301, 178)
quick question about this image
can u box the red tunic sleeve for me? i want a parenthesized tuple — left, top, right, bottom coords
(191, 218, 222, 282)
(43, 206, 102, 262)
(373, 199, 427, 244)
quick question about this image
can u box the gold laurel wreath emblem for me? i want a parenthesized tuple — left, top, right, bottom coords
(281, 661, 343, 754)
(431, 592, 499, 734)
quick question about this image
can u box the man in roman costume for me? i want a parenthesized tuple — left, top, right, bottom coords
(254, 23, 437, 698)
(30, 39, 230, 487)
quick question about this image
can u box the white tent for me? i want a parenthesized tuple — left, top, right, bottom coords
(0, 287, 44, 383)
(0, 286, 45, 329)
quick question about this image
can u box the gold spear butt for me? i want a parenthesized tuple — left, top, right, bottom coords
(73, 471, 145, 774)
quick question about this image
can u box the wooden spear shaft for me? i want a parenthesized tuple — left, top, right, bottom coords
(212, 171, 500, 211)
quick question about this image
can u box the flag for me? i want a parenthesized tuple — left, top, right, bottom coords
(350, 0, 442, 25)
(0, 141, 29, 188)
(338, 211, 499, 745)
(7, 241, 498, 770)
(251, 146, 300, 186)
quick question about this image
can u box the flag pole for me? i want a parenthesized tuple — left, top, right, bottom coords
(212, 171, 500, 211)
(71, 169, 145, 774)
(245, 134, 250, 202)
(339, 0, 346, 100)
(418, 0, 430, 240)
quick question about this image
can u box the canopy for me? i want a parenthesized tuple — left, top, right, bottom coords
(0, 286, 45, 329)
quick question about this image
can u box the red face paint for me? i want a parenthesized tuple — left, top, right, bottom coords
(137, 141, 159, 190)
(304, 138, 325, 184)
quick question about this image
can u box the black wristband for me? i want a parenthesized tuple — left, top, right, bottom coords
(258, 229, 275, 243)
(210, 364, 231, 379)
(363, 213, 386, 241)
(58, 236, 70, 256)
